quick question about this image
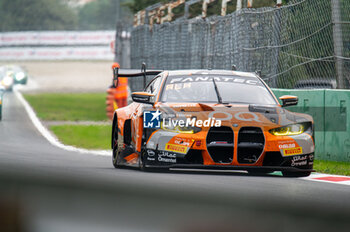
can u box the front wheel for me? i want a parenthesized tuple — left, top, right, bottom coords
(282, 171, 311, 177)
(112, 145, 122, 168)
(112, 116, 122, 168)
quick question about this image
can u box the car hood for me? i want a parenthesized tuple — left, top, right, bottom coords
(155, 102, 313, 128)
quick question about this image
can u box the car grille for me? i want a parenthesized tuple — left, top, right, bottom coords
(206, 126, 234, 163)
(237, 127, 265, 164)
(263, 152, 284, 166)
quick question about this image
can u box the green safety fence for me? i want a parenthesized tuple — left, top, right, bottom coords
(272, 89, 350, 162)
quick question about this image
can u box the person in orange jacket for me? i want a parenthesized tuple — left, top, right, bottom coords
(106, 62, 128, 120)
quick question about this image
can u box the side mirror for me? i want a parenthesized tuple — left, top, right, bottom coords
(131, 92, 154, 105)
(279, 95, 298, 107)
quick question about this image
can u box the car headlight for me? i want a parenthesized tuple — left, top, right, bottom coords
(15, 72, 25, 81)
(2, 76, 13, 86)
(161, 121, 201, 134)
(269, 123, 310, 136)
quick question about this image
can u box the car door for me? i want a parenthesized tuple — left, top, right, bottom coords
(132, 75, 164, 152)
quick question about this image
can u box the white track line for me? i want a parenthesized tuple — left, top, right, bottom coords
(14, 87, 112, 157)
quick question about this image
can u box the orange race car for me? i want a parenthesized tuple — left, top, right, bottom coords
(111, 67, 315, 177)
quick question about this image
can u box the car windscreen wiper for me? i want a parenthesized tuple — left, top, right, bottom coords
(212, 78, 223, 104)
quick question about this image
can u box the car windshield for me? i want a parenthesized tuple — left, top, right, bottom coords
(161, 74, 277, 105)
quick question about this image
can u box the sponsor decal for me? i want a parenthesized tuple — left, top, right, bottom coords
(283, 147, 303, 156)
(169, 76, 259, 86)
(234, 112, 261, 122)
(143, 110, 161, 128)
(166, 82, 192, 90)
(278, 143, 296, 149)
(208, 111, 232, 121)
(165, 143, 188, 154)
(158, 151, 177, 163)
(146, 150, 156, 161)
(208, 111, 262, 122)
(291, 155, 308, 167)
(173, 138, 193, 147)
(147, 150, 155, 156)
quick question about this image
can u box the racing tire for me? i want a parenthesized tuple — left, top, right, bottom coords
(112, 116, 122, 168)
(139, 151, 146, 171)
(282, 171, 311, 177)
(112, 146, 122, 168)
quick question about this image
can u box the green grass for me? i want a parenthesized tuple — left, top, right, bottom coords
(313, 160, 350, 176)
(24, 93, 107, 121)
(50, 125, 111, 150)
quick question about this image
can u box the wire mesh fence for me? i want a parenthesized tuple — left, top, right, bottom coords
(130, 0, 350, 89)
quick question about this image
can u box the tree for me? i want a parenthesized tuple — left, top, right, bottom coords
(78, 0, 132, 30)
(124, 0, 276, 17)
(0, 0, 78, 31)
(123, 0, 169, 14)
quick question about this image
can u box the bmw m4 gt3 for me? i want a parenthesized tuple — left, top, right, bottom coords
(111, 69, 314, 177)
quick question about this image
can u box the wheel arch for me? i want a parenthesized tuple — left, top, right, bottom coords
(123, 119, 132, 145)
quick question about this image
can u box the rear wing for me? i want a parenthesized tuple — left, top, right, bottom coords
(113, 63, 162, 89)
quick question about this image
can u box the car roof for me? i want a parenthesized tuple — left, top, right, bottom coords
(166, 69, 258, 78)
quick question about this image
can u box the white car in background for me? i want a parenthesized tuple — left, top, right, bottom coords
(0, 65, 28, 91)
(0, 66, 14, 91)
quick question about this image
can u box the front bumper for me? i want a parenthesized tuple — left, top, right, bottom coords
(143, 148, 314, 172)
(144, 164, 314, 173)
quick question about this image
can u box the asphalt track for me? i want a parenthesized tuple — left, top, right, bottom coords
(1, 91, 350, 232)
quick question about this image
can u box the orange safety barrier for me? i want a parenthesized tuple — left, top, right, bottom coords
(106, 62, 128, 120)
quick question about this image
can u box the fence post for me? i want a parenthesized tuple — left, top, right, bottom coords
(271, 1, 283, 88)
(221, 0, 231, 16)
(331, 0, 345, 89)
(236, 0, 242, 11)
(184, 2, 189, 18)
